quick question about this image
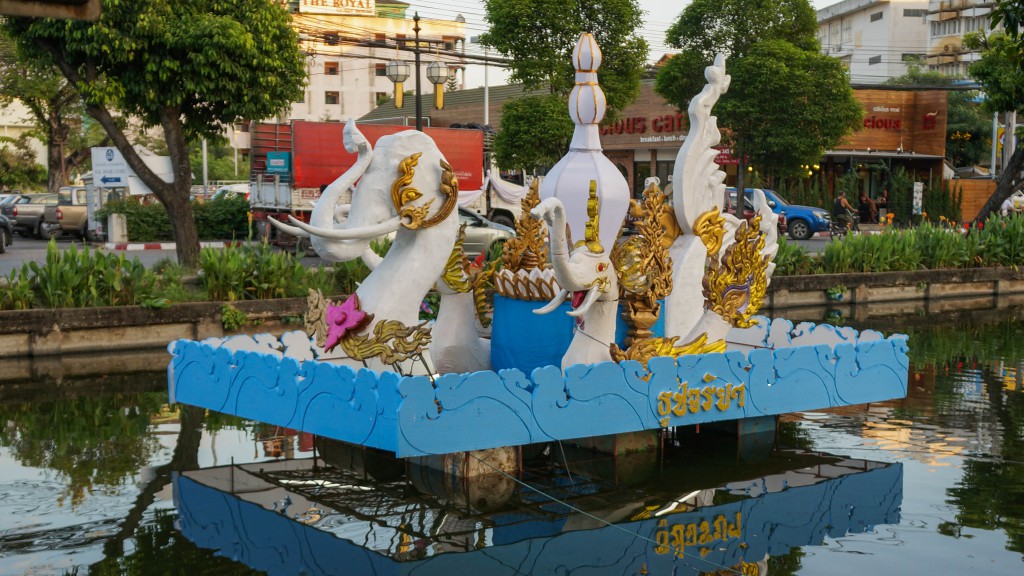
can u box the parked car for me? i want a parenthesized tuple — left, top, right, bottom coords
(729, 187, 830, 241)
(0, 213, 13, 253)
(6, 193, 58, 238)
(42, 185, 90, 239)
(458, 207, 515, 257)
(726, 188, 789, 237)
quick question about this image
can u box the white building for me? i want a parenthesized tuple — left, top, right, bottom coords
(817, 0, 930, 83)
(282, 0, 466, 124)
(924, 0, 996, 77)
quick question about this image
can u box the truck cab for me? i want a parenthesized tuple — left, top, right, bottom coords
(42, 186, 90, 239)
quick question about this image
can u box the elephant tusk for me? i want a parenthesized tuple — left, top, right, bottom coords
(567, 286, 601, 318)
(533, 288, 570, 315)
(268, 217, 310, 237)
(288, 215, 402, 240)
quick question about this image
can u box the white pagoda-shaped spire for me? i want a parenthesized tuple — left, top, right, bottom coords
(539, 33, 629, 251)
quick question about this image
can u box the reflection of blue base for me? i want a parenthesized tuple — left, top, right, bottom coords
(491, 295, 666, 372)
(174, 459, 903, 576)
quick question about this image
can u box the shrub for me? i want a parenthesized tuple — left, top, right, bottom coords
(97, 196, 248, 241)
(200, 241, 336, 302)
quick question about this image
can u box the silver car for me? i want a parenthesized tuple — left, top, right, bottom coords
(457, 207, 515, 258)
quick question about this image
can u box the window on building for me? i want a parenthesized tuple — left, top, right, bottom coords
(325, 91, 339, 105)
(373, 33, 386, 44)
(375, 63, 387, 77)
(903, 9, 927, 17)
(324, 62, 339, 76)
(868, 55, 882, 65)
(870, 11, 883, 22)
(324, 32, 339, 46)
(297, 91, 305, 103)
(842, 19, 852, 43)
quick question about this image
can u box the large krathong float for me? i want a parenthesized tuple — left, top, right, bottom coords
(168, 36, 908, 458)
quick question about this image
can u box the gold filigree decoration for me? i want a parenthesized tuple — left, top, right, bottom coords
(304, 288, 331, 348)
(694, 207, 727, 255)
(391, 152, 423, 218)
(339, 319, 433, 364)
(421, 158, 459, 229)
(703, 216, 770, 329)
(441, 224, 472, 293)
(614, 181, 674, 346)
(493, 268, 560, 300)
(502, 180, 548, 272)
(390, 153, 458, 230)
(583, 180, 604, 254)
(610, 333, 726, 374)
(472, 259, 498, 328)
(589, 274, 611, 293)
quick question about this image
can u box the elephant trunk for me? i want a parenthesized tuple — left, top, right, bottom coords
(309, 120, 373, 230)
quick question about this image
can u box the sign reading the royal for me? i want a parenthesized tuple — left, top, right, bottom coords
(299, 0, 375, 16)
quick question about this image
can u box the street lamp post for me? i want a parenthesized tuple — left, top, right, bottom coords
(413, 12, 422, 131)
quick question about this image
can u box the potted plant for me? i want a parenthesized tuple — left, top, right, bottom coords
(825, 284, 848, 301)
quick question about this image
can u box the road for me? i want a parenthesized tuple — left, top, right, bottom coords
(0, 234, 832, 276)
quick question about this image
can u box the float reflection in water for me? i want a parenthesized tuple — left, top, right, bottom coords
(174, 449, 902, 575)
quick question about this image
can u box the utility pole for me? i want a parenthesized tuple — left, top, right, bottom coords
(414, 13, 422, 132)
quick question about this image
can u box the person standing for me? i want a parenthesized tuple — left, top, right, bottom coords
(858, 191, 877, 224)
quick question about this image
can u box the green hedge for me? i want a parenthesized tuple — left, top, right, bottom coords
(96, 196, 249, 241)
(774, 214, 1024, 276)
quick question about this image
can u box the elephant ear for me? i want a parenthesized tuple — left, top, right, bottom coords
(391, 154, 459, 230)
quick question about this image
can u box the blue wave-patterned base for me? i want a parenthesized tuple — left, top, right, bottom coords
(167, 319, 909, 457)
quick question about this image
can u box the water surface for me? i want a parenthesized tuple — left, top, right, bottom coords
(0, 308, 1021, 575)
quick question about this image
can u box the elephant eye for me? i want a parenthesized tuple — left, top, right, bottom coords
(597, 263, 607, 272)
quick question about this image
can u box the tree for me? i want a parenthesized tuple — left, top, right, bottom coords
(2, 0, 306, 268)
(716, 40, 863, 178)
(655, 0, 860, 204)
(964, 24, 1024, 221)
(481, 0, 648, 170)
(482, 0, 647, 114)
(0, 134, 46, 190)
(0, 33, 109, 193)
(493, 94, 574, 171)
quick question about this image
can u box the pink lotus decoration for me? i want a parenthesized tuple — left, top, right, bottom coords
(324, 293, 373, 352)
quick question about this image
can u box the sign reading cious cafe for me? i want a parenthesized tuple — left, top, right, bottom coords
(299, 0, 375, 16)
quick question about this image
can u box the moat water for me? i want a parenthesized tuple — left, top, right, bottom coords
(0, 306, 1022, 575)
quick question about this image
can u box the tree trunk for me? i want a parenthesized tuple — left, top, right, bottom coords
(165, 185, 201, 268)
(45, 109, 70, 194)
(975, 144, 1024, 222)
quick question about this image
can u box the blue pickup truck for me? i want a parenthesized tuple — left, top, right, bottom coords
(728, 187, 832, 241)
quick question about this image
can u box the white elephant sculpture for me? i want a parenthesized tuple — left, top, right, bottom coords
(531, 195, 619, 371)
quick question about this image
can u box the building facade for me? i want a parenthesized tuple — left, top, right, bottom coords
(924, 0, 997, 77)
(817, 0, 931, 83)
(281, 0, 466, 123)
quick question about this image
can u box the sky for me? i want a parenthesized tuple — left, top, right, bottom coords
(408, 0, 842, 89)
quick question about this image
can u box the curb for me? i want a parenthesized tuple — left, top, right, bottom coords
(103, 241, 243, 251)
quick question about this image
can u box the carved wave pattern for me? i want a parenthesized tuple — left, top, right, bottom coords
(168, 319, 909, 458)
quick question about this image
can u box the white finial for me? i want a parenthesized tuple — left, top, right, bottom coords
(567, 33, 607, 147)
(538, 33, 629, 252)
